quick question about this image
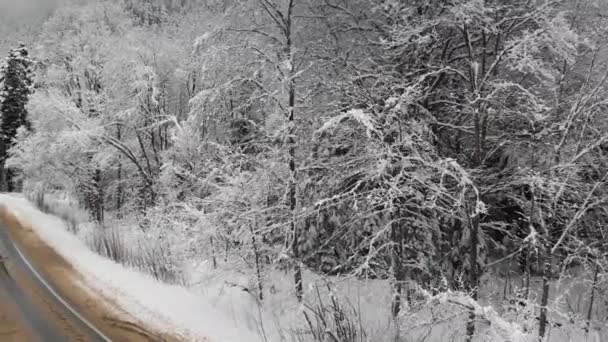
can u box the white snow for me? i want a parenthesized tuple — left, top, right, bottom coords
(1, 193, 602, 342)
(0, 193, 267, 342)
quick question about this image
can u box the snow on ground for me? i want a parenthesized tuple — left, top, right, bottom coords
(0, 193, 271, 342)
(1, 193, 604, 342)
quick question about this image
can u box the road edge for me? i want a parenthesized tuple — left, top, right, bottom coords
(0, 205, 180, 342)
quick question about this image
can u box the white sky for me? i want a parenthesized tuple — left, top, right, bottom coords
(0, 0, 61, 55)
(0, 0, 59, 18)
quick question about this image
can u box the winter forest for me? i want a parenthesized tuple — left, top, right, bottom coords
(1, 0, 608, 341)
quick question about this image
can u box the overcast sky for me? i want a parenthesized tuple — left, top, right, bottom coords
(0, 0, 59, 19)
(0, 0, 61, 55)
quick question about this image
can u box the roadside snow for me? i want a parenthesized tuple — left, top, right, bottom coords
(2, 193, 598, 342)
(0, 194, 268, 342)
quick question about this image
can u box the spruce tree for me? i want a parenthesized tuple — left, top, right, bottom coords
(0, 43, 33, 191)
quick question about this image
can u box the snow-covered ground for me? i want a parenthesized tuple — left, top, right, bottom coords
(0, 193, 271, 342)
(1, 193, 604, 342)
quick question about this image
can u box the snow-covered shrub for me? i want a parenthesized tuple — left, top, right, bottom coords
(27, 188, 89, 233)
(299, 283, 367, 342)
(398, 290, 534, 342)
(85, 224, 185, 285)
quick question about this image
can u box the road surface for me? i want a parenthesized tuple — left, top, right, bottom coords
(0, 207, 175, 341)
(0, 221, 109, 341)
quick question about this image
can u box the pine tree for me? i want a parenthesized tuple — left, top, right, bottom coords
(0, 43, 33, 191)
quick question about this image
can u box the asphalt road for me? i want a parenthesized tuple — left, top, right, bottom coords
(0, 222, 110, 341)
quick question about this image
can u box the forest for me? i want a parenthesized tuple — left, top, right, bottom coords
(1, 0, 608, 341)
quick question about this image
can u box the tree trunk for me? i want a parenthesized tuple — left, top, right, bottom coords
(116, 125, 123, 218)
(465, 60, 483, 337)
(390, 217, 404, 318)
(585, 263, 599, 334)
(251, 219, 264, 301)
(94, 169, 104, 224)
(0, 161, 7, 192)
(524, 250, 531, 300)
(224, 239, 229, 263)
(465, 213, 480, 342)
(503, 263, 510, 300)
(0, 161, 14, 192)
(524, 188, 535, 300)
(289, 117, 302, 302)
(283, 0, 302, 303)
(116, 162, 122, 216)
(6, 168, 14, 192)
(210, 236, 217, 269)
(290, 142, 303, 302)
(538, 254, 552, 339)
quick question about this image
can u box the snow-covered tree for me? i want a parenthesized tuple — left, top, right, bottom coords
(5, 1, 608, 340)
(0, 43, 33, 191)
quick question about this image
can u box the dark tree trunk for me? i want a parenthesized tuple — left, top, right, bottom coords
(391, 215, 404, 318)
(282, 0, 302, 303)
(116, 125, 123, 218)
(210, 236, 217, 269)
(6, 168, 14, 192)
(0, 161, 7, 193)
(0, 161, 14, 193)
(523, 249, 531, 300)
(224, 239, 229, 263)
(465, 213, 480, 342)
(251, 219, 264, 301)
(538, 254, 552, 339)
(585, 264, 599, 334)
(93, 169, 104, 224)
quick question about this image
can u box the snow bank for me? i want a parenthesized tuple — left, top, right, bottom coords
(0, 194, 267, 342)
(3, 193, 594, 342)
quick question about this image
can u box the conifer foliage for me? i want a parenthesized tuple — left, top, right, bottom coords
(3, 1, 608, 340)
(0, 43, 33, 191)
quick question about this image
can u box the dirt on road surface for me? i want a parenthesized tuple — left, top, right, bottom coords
(0, 292, 35, 341)
(0, 206, 183, 341)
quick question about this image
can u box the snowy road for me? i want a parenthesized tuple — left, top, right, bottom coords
(0, 221, 110, 341)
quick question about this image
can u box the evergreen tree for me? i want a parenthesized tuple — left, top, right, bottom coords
(0, 43, 33, 191)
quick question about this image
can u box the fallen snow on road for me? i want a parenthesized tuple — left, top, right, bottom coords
(0, 194, 268, 342)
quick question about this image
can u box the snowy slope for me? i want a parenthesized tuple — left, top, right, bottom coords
(0, 194, 266, 342)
